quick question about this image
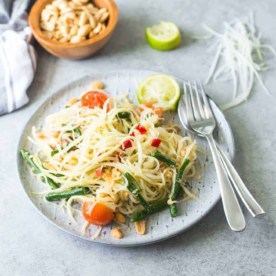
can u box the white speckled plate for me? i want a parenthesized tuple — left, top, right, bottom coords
(17, 70, 235, 246)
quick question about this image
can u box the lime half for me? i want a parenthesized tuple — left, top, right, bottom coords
(137, 74, 181, 110)
(145, 21, 181, 51)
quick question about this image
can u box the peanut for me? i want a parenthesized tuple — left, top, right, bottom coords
(86, 12, 96, 28)
(78, 24, 91, 36)
(43, 162, 56, 171)
(165, 170, 173, 180)
(40, 21, 55, 32)
(37, 133, 46, 139)
(91, 81, 104, 90)
(134, 220, 146, 235)
(89, 31, 96, 39)
(39, 0, 110, 44)
(65, 97, 78, 106)
(111, 227, 124, 239)
(99, 24, 106, 34)
(121, 191, 129, 201)
(115, 213, 126, 224)
(100, 12, 109, 23)
(70, 35, 86, 43)
(59, 36, 70, 42)
(93, 23, 102, 34)
(42, 31, 53, 39)
(69, 157, 78, 166)
(53, 131, 60, 138)
(78, 11, 88, 26)
(70, 25, 79, 36)
(60, 25, 70, 36)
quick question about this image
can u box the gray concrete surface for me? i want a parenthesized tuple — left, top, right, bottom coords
(0, 0, 276, 275)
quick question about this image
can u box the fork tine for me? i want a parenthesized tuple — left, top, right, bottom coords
(199, 81, 214, 119)
(193, 81, 206, 119)
(183, 82, 194, 122)
(189, 81, 202, 120)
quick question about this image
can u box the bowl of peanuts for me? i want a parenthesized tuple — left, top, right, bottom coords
(29, 0, 119, 59)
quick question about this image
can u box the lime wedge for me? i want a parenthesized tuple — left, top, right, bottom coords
(145, 21, 181, 51)
(137, 74, 181, 110)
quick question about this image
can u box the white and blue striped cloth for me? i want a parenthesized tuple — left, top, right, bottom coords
(0, 0, 36, 115)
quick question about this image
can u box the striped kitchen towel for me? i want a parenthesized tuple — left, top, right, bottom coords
(0, 0, 36, 115)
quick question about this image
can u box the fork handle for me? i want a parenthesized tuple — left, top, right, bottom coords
(206, 134, 246, 231)
(216, 146, 265, 217)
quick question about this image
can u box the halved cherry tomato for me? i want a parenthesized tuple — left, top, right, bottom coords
(135, 125, 147, 134)
(82, 202, 114, 226)
(81, 91, 110, 109)
(151, 138, 161, 147)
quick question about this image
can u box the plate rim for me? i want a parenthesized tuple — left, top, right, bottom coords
(16, 69, 235, 247)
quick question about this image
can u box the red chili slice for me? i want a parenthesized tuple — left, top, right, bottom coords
(121, 139, 132, 150)
(135, 125, 147, 134)
(151, 138, 161, 147)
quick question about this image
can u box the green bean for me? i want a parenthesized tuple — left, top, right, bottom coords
(20, 149, 59, 189)
(66, 127, 81, 136)
(73, 127, 81, 136)
(169, 204, 179, 217)
(51, 149, 59, 157)
(21, 149, 40, 173)
(50, 144, 78, 157)
(169, 158, 190, 217)
(130, 197, 168, 222)
(152, 150, 176, 167)
(45, 187, 91, 201)
(123, 173, 150, 210)
(117, 112, 131, 119)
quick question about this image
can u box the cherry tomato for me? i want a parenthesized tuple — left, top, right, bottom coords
(81, 91, 110, 109)
(151, 138, 161, 147)
(82, 202, 114, 226)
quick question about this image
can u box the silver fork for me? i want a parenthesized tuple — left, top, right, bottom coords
(183, 81, 246, 231)
(179, 83, 265, 218)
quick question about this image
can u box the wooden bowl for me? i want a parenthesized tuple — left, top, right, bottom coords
(29, 0, 119, 60)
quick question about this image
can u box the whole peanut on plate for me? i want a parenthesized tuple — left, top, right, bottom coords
(40, 0, 110, 43)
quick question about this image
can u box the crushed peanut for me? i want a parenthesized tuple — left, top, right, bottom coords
(65, 97, 78, 107)
(180, 149, 186, 157)
(134, 220, 146, 235)
(43, 161, 56, 171)
(120, 191, 129, 201)
(90, 81, 104, 90)
(69, 157, 78, 166)
(115, 213, 126, 224)
(53, 131, 60, 138)
(165, 170, 173, 180)
(37, 133, 46, 139)
(111, 227, 124, 239)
